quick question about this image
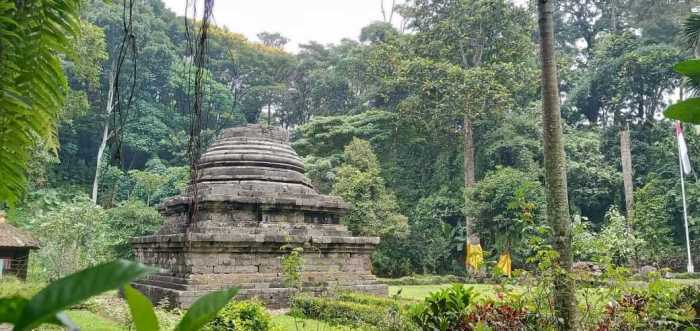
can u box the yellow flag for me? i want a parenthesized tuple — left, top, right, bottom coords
(496, 252, 512, 277)
(465, 243, 483, 270)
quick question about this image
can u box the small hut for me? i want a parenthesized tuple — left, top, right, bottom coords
(0, 213, 38, 280)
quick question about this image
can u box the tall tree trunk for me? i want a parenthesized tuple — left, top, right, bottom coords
(537, 1, 576, 329)
(463, 114, 479, 248)
(620, 125, 634, 225)
(91, 59, 117, 204)
(620, 124, 638, 268)
(463, 115, 476, 187)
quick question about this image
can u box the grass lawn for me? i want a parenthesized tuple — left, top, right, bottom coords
(65, 310, 125, 331)
(272, 314, 354, 331)
(36, 310, 124, 331)
(389, 283, 509, 301)
(388, 279, 700, 302)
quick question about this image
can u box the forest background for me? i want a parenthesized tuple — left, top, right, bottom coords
(6, 0, 700, 280)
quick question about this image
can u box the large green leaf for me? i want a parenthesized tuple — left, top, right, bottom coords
(174, 288, 239, 331)
(663, 98, 700, 124)
(673, 59, 700, 77)
(0, 297, 28, 324)
(123, 285, 159, 331)
(13, 260, 154, 331)
(673, 59, 700, 88)
(0, 297, 72, 329)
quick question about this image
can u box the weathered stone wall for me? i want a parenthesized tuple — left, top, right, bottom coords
(131, 125, 387, 308)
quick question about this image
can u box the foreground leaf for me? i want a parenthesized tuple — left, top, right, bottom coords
(123, 285, 159, 331)
(174, 288, 239, 331)
(673, 59, 700, 77)
(0, 296, 73, 329)
(13, 259, 154, 331)
(663, 98, 700, 124)
(0, 297, 28, 324)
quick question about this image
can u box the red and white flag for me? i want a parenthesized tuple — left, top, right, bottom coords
(676, 121, 692, 175)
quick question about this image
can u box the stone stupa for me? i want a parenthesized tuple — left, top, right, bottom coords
(131, 124, 387, 308)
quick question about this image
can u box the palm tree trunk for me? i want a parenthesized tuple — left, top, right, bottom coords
(537, 0, 576, 329)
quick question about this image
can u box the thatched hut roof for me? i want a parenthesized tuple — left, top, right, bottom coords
(0, 213, 38, 249)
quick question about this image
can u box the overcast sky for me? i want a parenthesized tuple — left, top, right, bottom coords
(162, 0, 408, 52)
(162, 0, 529, 53)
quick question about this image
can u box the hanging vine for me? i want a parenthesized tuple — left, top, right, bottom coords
(184, 0, 214, 226)
(110, 0, 138, 164)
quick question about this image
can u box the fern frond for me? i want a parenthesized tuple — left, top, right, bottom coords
(0, 0, 80, 205)
(684, 14, 700, 51)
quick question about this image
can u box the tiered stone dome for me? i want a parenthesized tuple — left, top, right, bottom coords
(159, 124, 348, 221)
(197, 125, 314, 191)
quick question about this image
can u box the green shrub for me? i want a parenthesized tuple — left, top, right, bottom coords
(291, 295, 383, 327)
(291, 294, 415, 330)
(409, 284, 475, 331)
(0, 276, 44, 298)
(675, 285, 700, 326)
(207, 299, 279, 331)
(26, 195, 114, 280)
(596, 280, 699, 330)
(105, 199, 163, 258)
(280, 246, 304, 289)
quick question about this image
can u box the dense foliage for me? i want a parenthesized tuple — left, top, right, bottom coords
(0, 0, 698, 294)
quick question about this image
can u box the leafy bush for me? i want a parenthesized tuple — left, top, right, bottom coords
(280, 246, 304, 289)
(634, 179, 676, 264)
(332, 138, 408, 237)
(572, 208, 644, 266)
(206, 299, 279, 331)
(675, 285, 700, 326)
(97, 160, 189, 208)
(105, 199, 163, 258)
(26, 195, 114, 280)
(596, 280, 699, 330)
(465, 167, 545, 261)
(404, 191, 466, 276)
(291, 294, 385, 327)
(0, 277, 44, 298)
(291, 293, 414, 330)
(409, 284, 475, 331)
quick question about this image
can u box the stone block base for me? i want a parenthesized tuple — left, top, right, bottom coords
(132, 282, 388, 309)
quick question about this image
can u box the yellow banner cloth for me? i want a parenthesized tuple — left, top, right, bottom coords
(496, 252, 512, 277)
(465, 243, 483, 270)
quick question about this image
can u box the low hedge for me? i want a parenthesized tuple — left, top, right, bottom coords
(335, 291, 405, 307)
(667, 272, 700, 280)
(290, 293, 416, 331)
(378, 274, 466, 286)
